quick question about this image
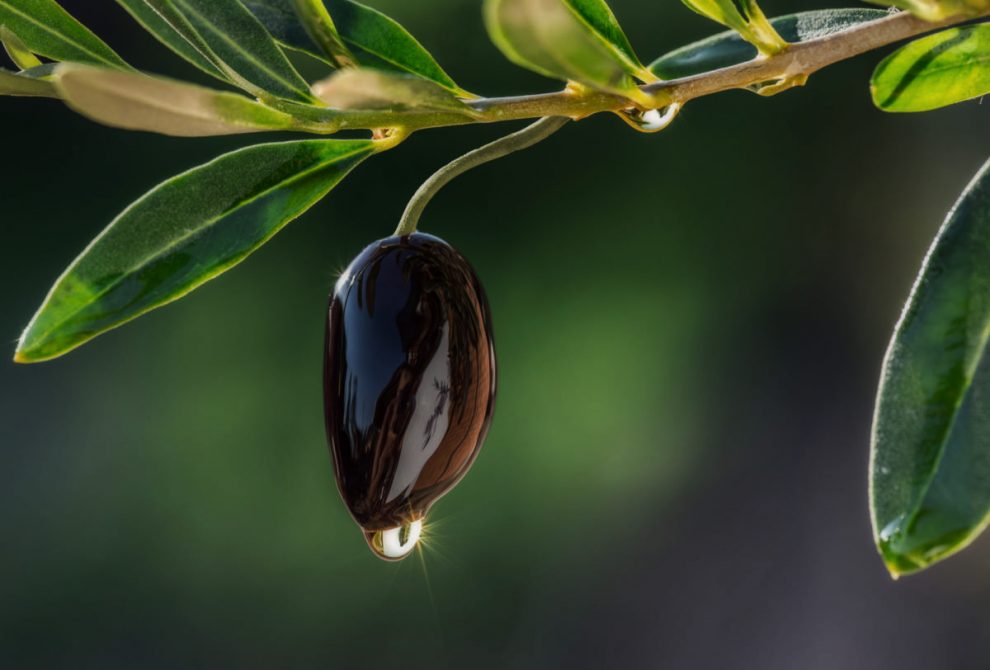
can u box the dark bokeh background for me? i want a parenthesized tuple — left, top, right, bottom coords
(2, 1, 990, 667)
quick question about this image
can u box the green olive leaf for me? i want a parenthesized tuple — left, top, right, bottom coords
(127, 0, 317, 103)
(871, 157, 990, 577)
(0, 64, 54, 95)
(1, 24, 42, 69)
(53, 63, 302, 136)
(559, 0, 651, 78)
(331, 0, 468, 95)
(0, 0, 128, 68)
(651, 9, 887, 78)
(246, 0, 468, 96)
(14, 139, 376, 363)
(242, 0, 317, 58)
(288, 0, 355, 67)
(114, 0, 228, 81)
(311, 67, 476, 114)
(484, 0, 653, 105)
(680, 0, 787, 55)
(872, 23, 990, 113)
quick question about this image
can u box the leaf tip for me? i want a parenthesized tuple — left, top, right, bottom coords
(12, 344, 38, 364)
(13, 323, 60, 364)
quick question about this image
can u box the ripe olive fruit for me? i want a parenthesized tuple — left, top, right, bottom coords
(324, 233, 496, 560)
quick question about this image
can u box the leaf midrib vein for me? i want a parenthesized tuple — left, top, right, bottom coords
(171, 0, 312, 100)
(0, 1, 122, 67)
(898, 256, 990, 541)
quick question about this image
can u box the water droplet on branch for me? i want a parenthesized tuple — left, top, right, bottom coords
(615, 103, 682, 133)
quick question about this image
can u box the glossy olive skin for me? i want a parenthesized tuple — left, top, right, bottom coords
(324, 233, 496, 532)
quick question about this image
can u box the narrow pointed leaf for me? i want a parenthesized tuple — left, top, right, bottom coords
(246, 0, 467, 95)
(651, 9, 886, 78)
(872, 24, 990, 113)
(680, 0, 787, 54)
(143, 0, 317, 103)
(549, 0, 651, 78)
(15, 139, 376, 363)
(312, 67, 475, 113)
(54, 64, 301, 136)
(243, 0, 317, 56)
(484, 0, 652, 105)
(0, 0, 128, 68)
(871, 157, 990, 576)
(289, 0, 355, 67)
(0, 65, 54, 95)
(114, 0, 227, 81)
(1, 25, 42, 69)
(331, 0, 466, 94)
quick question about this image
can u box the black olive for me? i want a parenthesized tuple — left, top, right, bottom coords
(324, 233, 496, 560)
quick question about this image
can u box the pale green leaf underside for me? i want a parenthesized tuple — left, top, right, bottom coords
(54, 63, 300, 136)
(871, 157, 990, 576)
(16, 139, 376, 362)
(311, 67, 475, 113)
(1, 24, 43, 69)
(483, 0, 651, 104)
(872, 23, 990, 113)
(0, 0, 128, 68)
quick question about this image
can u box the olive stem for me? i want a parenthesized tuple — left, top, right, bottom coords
(393, 116, 570, 236)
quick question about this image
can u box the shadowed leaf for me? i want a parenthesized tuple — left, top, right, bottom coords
(871, 157, 990, 576)
(651, 9, 887, 78)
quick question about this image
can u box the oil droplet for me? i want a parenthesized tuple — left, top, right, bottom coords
(364, 519, 424, 561)
(615, 103, 681, 133)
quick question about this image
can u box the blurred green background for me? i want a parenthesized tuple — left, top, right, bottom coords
(3, 1, 990, 667)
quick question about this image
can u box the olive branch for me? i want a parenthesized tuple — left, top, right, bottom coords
(5, 0, 990, 577)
